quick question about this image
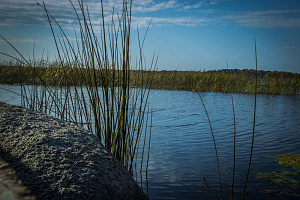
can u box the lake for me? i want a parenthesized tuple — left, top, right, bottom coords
(1, 84, 300, 199)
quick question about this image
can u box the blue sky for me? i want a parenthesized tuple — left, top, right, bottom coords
(1, 0, 300, 73)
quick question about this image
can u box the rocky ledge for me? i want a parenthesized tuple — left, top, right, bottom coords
(0, 101, 148, 200)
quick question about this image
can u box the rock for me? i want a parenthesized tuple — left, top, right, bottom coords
(0, 158, 35, 200)
(0, 101, 148, 200)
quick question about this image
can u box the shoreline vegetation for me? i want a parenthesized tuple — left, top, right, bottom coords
(1, 63, 299, 95)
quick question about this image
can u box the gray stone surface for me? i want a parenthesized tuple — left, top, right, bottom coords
(0, 101, 148, 200)
(0, 158, 35, 200)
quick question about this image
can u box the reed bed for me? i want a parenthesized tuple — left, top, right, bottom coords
(148, 69, 300, 95)
(1, 64, 299, 95)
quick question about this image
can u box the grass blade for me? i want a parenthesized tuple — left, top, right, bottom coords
(242, 38, 258, 200)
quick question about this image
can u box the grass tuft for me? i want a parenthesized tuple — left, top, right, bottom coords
(0, 0, 156, 188)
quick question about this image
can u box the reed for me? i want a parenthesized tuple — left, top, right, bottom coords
(200, 39, 258, 200)
(198, 91, 223, 200)
(242, 39, 258, 200)
(0, 0, 156, 188)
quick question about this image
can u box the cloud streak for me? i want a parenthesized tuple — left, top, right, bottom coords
(0, 38, 39, 43)
(183, 2, 205, 10)
(222, 10, 300, 28)
(0, 0, 79, 26)
(132, 16, 208, 28)
(1, 0, 300, 29)
(0, 0, 213, 29)
(133, 0, 180, 12)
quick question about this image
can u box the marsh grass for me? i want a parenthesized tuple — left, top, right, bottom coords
(149, 69, 300, 95)
(0, 0, 156, 189)
(2, 64, 299, 95)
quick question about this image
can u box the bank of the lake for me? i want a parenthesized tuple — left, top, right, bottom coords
(1, 64, 300, 95)
(148, 69, 300, 95)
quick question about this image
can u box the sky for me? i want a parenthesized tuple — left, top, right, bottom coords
(1, 0, 300, 73)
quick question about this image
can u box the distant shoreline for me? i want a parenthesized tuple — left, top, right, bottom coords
(1, 65, 299, 95)
(147, 69, 300, 95)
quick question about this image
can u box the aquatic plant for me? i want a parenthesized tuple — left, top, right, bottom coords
(275, 154, 300, 170)
(0, 0, 156, 190)
(257, 154, 300, 199)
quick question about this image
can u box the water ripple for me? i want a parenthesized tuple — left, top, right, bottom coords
(2, 86, 300, 200)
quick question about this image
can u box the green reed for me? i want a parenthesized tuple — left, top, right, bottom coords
(0, 0, 156, 189)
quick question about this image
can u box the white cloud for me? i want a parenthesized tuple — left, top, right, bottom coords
(0, 0, 214, 29)
(0, 38, 40, 43)
(182, 0, 221, 10)
(0, 0, 79, 26)
(1, 0, 299, 30)
(132, 0, 180, 12)
(6, 0, 299, 30)
(222, 10, 300, 28)
(282, 46, 300, 51)
(135, 0, 154, 6)
(183, 2, 205, 10)
(131, 16, 208, 27)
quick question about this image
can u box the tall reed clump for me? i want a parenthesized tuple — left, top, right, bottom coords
(0, 0, 156, 188)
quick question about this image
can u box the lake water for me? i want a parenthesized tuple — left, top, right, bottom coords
(1, 84, 300, 200)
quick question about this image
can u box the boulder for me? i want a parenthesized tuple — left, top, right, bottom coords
(0, 101, 148, 200)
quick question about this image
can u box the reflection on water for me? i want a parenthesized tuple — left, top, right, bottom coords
(0, 85, 22, 106)
(1, 85, 300, 199)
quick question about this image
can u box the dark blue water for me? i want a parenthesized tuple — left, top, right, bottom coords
(1, 85, 300, 199)
(145, 90, 300, 200)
